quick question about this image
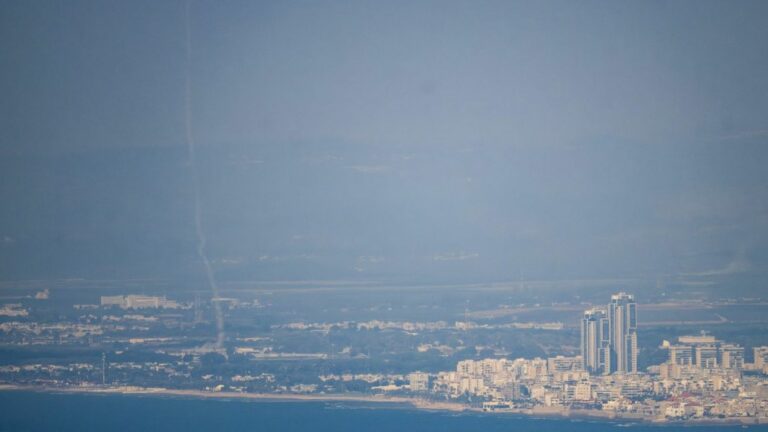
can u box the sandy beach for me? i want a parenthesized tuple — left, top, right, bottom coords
(0, 384, 466, 412)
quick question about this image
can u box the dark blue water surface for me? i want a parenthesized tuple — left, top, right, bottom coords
(1, 391, 767, 432)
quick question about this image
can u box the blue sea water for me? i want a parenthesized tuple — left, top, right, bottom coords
(1, 391, 767, 432)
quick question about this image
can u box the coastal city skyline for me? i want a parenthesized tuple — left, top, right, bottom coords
(3, 287, 768, 424)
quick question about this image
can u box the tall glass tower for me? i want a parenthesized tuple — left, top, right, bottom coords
(580, 308, 610, 374)
(607, 292, 638, 374)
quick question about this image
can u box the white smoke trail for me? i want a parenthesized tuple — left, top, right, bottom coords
(184, 0, 225, 349)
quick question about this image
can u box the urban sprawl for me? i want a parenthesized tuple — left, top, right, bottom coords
(418, 293, 768, 423)
(2, 291, 768, 424)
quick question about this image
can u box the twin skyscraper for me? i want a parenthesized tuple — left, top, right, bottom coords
(580, 292, 638, 375)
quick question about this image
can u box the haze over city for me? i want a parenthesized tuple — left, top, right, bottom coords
(2, 0, 768, 288)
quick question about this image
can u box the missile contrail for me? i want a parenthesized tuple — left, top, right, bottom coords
(184, 0, 225, 349)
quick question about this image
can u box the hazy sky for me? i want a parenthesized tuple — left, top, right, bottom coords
(1, 0, 767, 286)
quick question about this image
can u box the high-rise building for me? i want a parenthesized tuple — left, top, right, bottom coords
(580, 293, 639, 375)
(695, 344, 719, 368)
(607, 292, 638, 374)
(580, 308, 609, 374)
(407, 372, 430, 392)
(754, 346, 768, 369)
(664, 335, 743, 370)
(667, 344, 694, 366)
(720, 344, 745, 370)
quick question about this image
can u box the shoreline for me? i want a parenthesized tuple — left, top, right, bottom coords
(0, 383, 464, 412)
(1, 384, 765, 426)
